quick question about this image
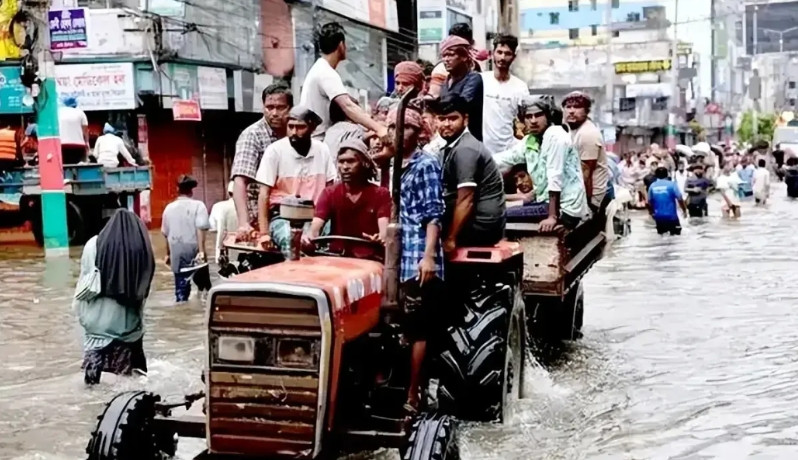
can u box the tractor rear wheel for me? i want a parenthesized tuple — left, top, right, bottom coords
(403, 414, 459, 460)
(435, 276, 524, 422)
(86, 391, 173, 460)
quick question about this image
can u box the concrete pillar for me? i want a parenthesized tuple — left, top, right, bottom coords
(36, 66, 69, 256)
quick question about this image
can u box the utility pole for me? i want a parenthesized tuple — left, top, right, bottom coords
(666, 0, 679, 150)
(604, 0, 614, 141)
(34, 1, 69, 256)
(752, 4, 758, 138)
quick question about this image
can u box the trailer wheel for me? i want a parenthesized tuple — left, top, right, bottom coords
(403, 414, 459, 460)
(67, 200, 87, 246)
(435, 277, 522, 422)
(86, 391, 172, 460)
(562, 281, 584, 341)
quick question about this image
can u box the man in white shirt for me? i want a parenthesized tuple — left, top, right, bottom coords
(752, 158, 771, 205)
(481, 33, 529, 154)
(255, 106, 337, 257)
(94, 123, 137, 168)
(717, 163, 743, 218)
(209, 181, 239, 263)
(58, 97, 89, 164)
(299, 22, 387, 141)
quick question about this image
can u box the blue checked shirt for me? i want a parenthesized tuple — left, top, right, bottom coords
(400, 151, 445, 283)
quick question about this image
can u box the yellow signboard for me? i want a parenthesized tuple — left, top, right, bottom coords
(614, 60, 672, 74)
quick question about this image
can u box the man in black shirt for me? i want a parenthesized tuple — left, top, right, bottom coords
(438, 35, 483, 141)
(684, 164, 713, 217)
(429, 95, 505, 253)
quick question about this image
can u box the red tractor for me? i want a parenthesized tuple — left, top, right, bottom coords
(85, 92, 527, 460)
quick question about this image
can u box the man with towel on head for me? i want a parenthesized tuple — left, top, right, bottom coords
(438, 34, 484, 141)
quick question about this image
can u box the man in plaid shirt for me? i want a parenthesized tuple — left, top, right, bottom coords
(389, 106, 444, 419)
(231, 83, 292, 239)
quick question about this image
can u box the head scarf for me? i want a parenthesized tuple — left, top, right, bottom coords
(394, 61, 425, 91)
(95, 209, 155, 308)
(288, 105, 322, 126)
(62, 96, 78, 108)
(518, 94, 562, 126)
(387, 106, 424, 130)
(440, 35, 470, 56)
(562, 91, 592, 110)
(338, 138, 377, 179)
(103, 123, 116, 135)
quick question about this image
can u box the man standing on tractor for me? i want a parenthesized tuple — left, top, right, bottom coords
(429, 95, 505, 252)
(232, 83, 292, 240)
(438, 35, 484, 141)
(562, 91, 610, 216)
(255, 106, 337, 257)
(300, 21, 388, 142)
(481, 33, 529, 154)
(303, 138, 391, 251)
(428, 23, 487, 98)
(494, 95, 588, 232)
(390, 105, 445, 420)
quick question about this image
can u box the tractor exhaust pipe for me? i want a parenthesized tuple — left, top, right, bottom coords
(383, 88, 419, 308)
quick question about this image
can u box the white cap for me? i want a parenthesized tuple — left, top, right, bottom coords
(227, 181, 234, 194)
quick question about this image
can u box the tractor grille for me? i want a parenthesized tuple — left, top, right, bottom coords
(208, 293, 325, 458)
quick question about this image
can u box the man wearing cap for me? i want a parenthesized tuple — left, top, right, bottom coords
(303, 138, 391, 255)
(647, 166, 687, 235)
(209, 181, 238, 263)
(94, 123, 137, 168)
(255, 106, 337, 257)
(562, 91, 610, 216)
(429, 95, 505, 251)
(428, 23, 486, 98)
(494, 95, 587, 232)
(394, 61, 426, 98)
(439, 34, 484, 141)
(58, 96, 90, 164)
(162, 174, 211, 303)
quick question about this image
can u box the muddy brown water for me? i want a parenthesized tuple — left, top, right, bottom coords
(2, 189, 798, 460)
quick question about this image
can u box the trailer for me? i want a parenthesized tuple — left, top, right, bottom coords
(0, 164, 152, 245)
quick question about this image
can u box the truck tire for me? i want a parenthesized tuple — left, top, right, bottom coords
(67, 200, 87, 246)
(403, 414, 459, 460)
(435, 276, 524, 422)
(86, 391, 173, 460)
(527, 281, 584, 343)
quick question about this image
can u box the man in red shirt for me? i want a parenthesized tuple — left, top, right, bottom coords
(303, 138, 391, 257)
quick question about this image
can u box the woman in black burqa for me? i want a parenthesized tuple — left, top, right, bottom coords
(75, 208, 155, 384)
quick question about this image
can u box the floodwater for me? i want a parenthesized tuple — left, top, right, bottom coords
(2, 187, 798, 460)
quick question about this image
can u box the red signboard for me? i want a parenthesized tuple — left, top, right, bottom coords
(172, 99, 202, 121)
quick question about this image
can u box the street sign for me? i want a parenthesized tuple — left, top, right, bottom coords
(614, 60, 672, 74)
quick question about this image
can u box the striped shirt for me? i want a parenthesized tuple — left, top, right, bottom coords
(254, 137, 337, 206)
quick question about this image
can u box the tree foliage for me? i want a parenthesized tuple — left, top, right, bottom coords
(737, 111, 776, 144)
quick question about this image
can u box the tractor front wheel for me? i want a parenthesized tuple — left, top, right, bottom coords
(86, 391, 174, 460)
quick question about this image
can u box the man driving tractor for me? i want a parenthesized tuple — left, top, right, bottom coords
(302, 138, 391, 254)
(254, 106, 337, 257)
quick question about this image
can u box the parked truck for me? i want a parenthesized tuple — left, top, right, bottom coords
(0, 164, 152, 245)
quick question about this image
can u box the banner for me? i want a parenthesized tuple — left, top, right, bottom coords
(197, 67, 228, 110)
(0, 67, 32, 114)
(0, 0, 21, 60)
(55, 63, 136, 111)
(173, 100, 201, 121)
(48, 8, 88, 50)
(614, 60, 672, 74)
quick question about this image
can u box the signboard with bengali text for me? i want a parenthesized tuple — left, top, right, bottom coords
(614, 60, 672, 74)
(54, 63, 136, 111)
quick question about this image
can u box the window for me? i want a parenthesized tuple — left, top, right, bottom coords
(569, 28, 579, 39)
(569, 0, 579, 12)
(627, 12, 641, 22)
(591, 25, 598, 36)
(447, 9, 472, 30)
(550, 12, 560, 24)
(653, 97, 669, 111)
(591, 0, 597, 10)
(613, 30, 620, 38)
(612, 0, 620, 8)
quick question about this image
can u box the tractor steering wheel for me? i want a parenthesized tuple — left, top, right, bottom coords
(310, 235, 385, 263)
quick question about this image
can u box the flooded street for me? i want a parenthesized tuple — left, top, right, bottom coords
(3, 189, 798, 459)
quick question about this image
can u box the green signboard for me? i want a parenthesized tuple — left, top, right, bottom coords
(0, 67, 32, 114)
(418, 9, 444, 44)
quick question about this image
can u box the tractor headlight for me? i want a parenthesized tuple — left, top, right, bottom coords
(276, 339, 316, 369)
(217, 336, 256, 363)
